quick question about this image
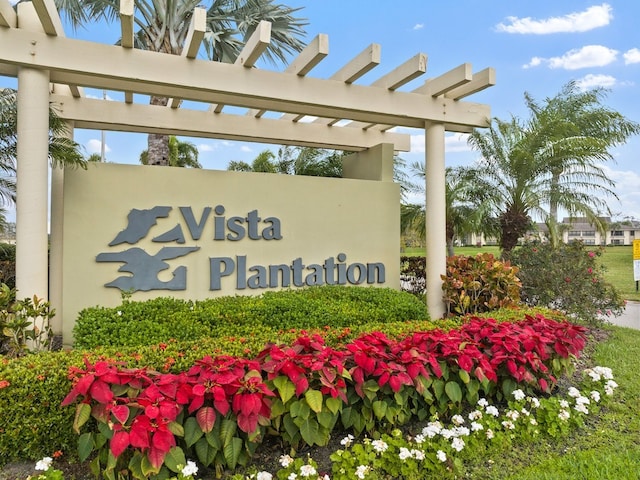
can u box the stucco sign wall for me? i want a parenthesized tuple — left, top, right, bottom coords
(62, 162, 400, 342)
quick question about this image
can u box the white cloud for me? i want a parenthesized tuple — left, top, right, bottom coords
(86, 139, 110, 154)
(602, 166, 640, 220)
(524, 45, 618, 70)
(409, 133, 470, 154)
(550, 45, 617, 69)
(197, 143, 214, 152)
(413, 24, 424, 31)
(624, 48, 640, 65)
(522, 57, 542, 69)
(575, 73, 617, 91)
(240, 145, 253, 153)
(496, 3, 613, 34)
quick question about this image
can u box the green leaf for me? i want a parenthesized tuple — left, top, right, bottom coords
(73, 403, 91, 434)
(141, 453, 160, 477)
(128, 454, 144, 480)
(273, 376, 296, 404)
(78, 432, 94, 462)
(164, 446, 186, 473)
(298, 418, 321, 446)
(282, 414, 300, 442)
(372, 400, 387, 420)
(195, 437, 217, 467)
(317, 411, 336, 429)
(270, 398, 286, 417)
(168, 421, 185, 437)
(223, 436, 243, 469)
(184, 417, 204, 448)
(97, 421, 113, 440)
(340, 407, 353, 429)
(220, 418, 237, 447)
(445, 381, 463, 403)
(290, 400, 310, 420)
(458, 369, 471, 384)
(325, 397, 342, 415)
(432, 379, 445, 401)
(89, 457, 101, 479)
(305, 389, 323, 414)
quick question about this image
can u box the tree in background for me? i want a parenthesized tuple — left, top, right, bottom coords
(54, 0, 307, 166)
(228, 146, 343, 177)
(524, 81, 640, 245)
(402, 163, 492, 256)
(139, 136, 201, 168)
(467, 82, 639, 254)
(0, 88, 85, 226)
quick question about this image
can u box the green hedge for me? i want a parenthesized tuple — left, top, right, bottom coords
(74, 286, 429, 348)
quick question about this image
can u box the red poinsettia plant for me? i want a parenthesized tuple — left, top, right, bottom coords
(62, 314, 587, 478)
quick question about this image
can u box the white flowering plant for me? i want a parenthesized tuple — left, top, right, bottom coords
(26, 457, 63, 480)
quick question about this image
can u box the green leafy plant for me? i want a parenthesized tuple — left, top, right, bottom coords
(441, 253, 521, 317)
(0, 284, 54, 357)
(509, 241, 624, 325)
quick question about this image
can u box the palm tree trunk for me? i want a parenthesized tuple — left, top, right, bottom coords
(146, 96, 170, 166)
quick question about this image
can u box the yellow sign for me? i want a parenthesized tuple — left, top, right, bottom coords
(635, 239, 640, 260)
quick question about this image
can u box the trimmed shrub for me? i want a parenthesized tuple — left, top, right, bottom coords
(74, 286, 429, 348)
(442, 253, 521, 317)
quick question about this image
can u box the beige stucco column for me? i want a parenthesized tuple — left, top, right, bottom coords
(425, 121, 447, 319)
(49, 100, 72, 335)
(15, 67, 51, 302)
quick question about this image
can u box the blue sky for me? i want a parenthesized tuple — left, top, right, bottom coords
(2, 1, 640, 221)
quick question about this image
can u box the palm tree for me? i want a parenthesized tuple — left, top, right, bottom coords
(468, 93, 638, 254)
(139, 136, 201, 167)
(403, 163, 493, 256)
(228, 147, 344, 177)
(54, 0, 307, 166)
(0, 88, 85, 220)
(523, 81, 640, 243)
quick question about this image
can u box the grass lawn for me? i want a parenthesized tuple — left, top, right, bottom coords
(463, 325, 640, 479)
(402, 245, 640, 302)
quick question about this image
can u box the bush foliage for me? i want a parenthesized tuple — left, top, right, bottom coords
(74, 286, 429, 349)
(441, 253, 521, 317)
(509, 241, 624, 325)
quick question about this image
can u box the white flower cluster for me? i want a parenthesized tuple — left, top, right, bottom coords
(181, 460, 199, 478)
(35, 457, 53, 472)
(398, 447, 426, 460)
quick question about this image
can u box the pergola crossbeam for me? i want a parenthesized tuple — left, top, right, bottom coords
(345, 53, 428, 130)
(419, 63, 472, 97)
(120, 0, 134, 49)
(0, 26, 491, 129)
(210, 20, 271, 113)
(303, 43, 382, 125)
(445, 67, 495, 100)
(169, 7, 206, 108)
(247, 33, 329, 118)
(51, 94, 411, 151)
(0, 0, 17, 27)
(32, 0, 63, 36)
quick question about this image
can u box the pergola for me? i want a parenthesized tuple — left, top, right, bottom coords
(0, 0, 494, 323)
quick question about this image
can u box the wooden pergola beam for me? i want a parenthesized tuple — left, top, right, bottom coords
(247, 33, 329, 118)
(168, 7, 206, 108)
(446, 67, 496, 100)
(51, 94, 411, 151)
(0, 0, 17, 27)
(0, 27, 491, 128)
(345, 53, 428, 129)
(211, 20, 271, 113)
(120, 0, 134, 49)
(286, 43, 381, 123)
